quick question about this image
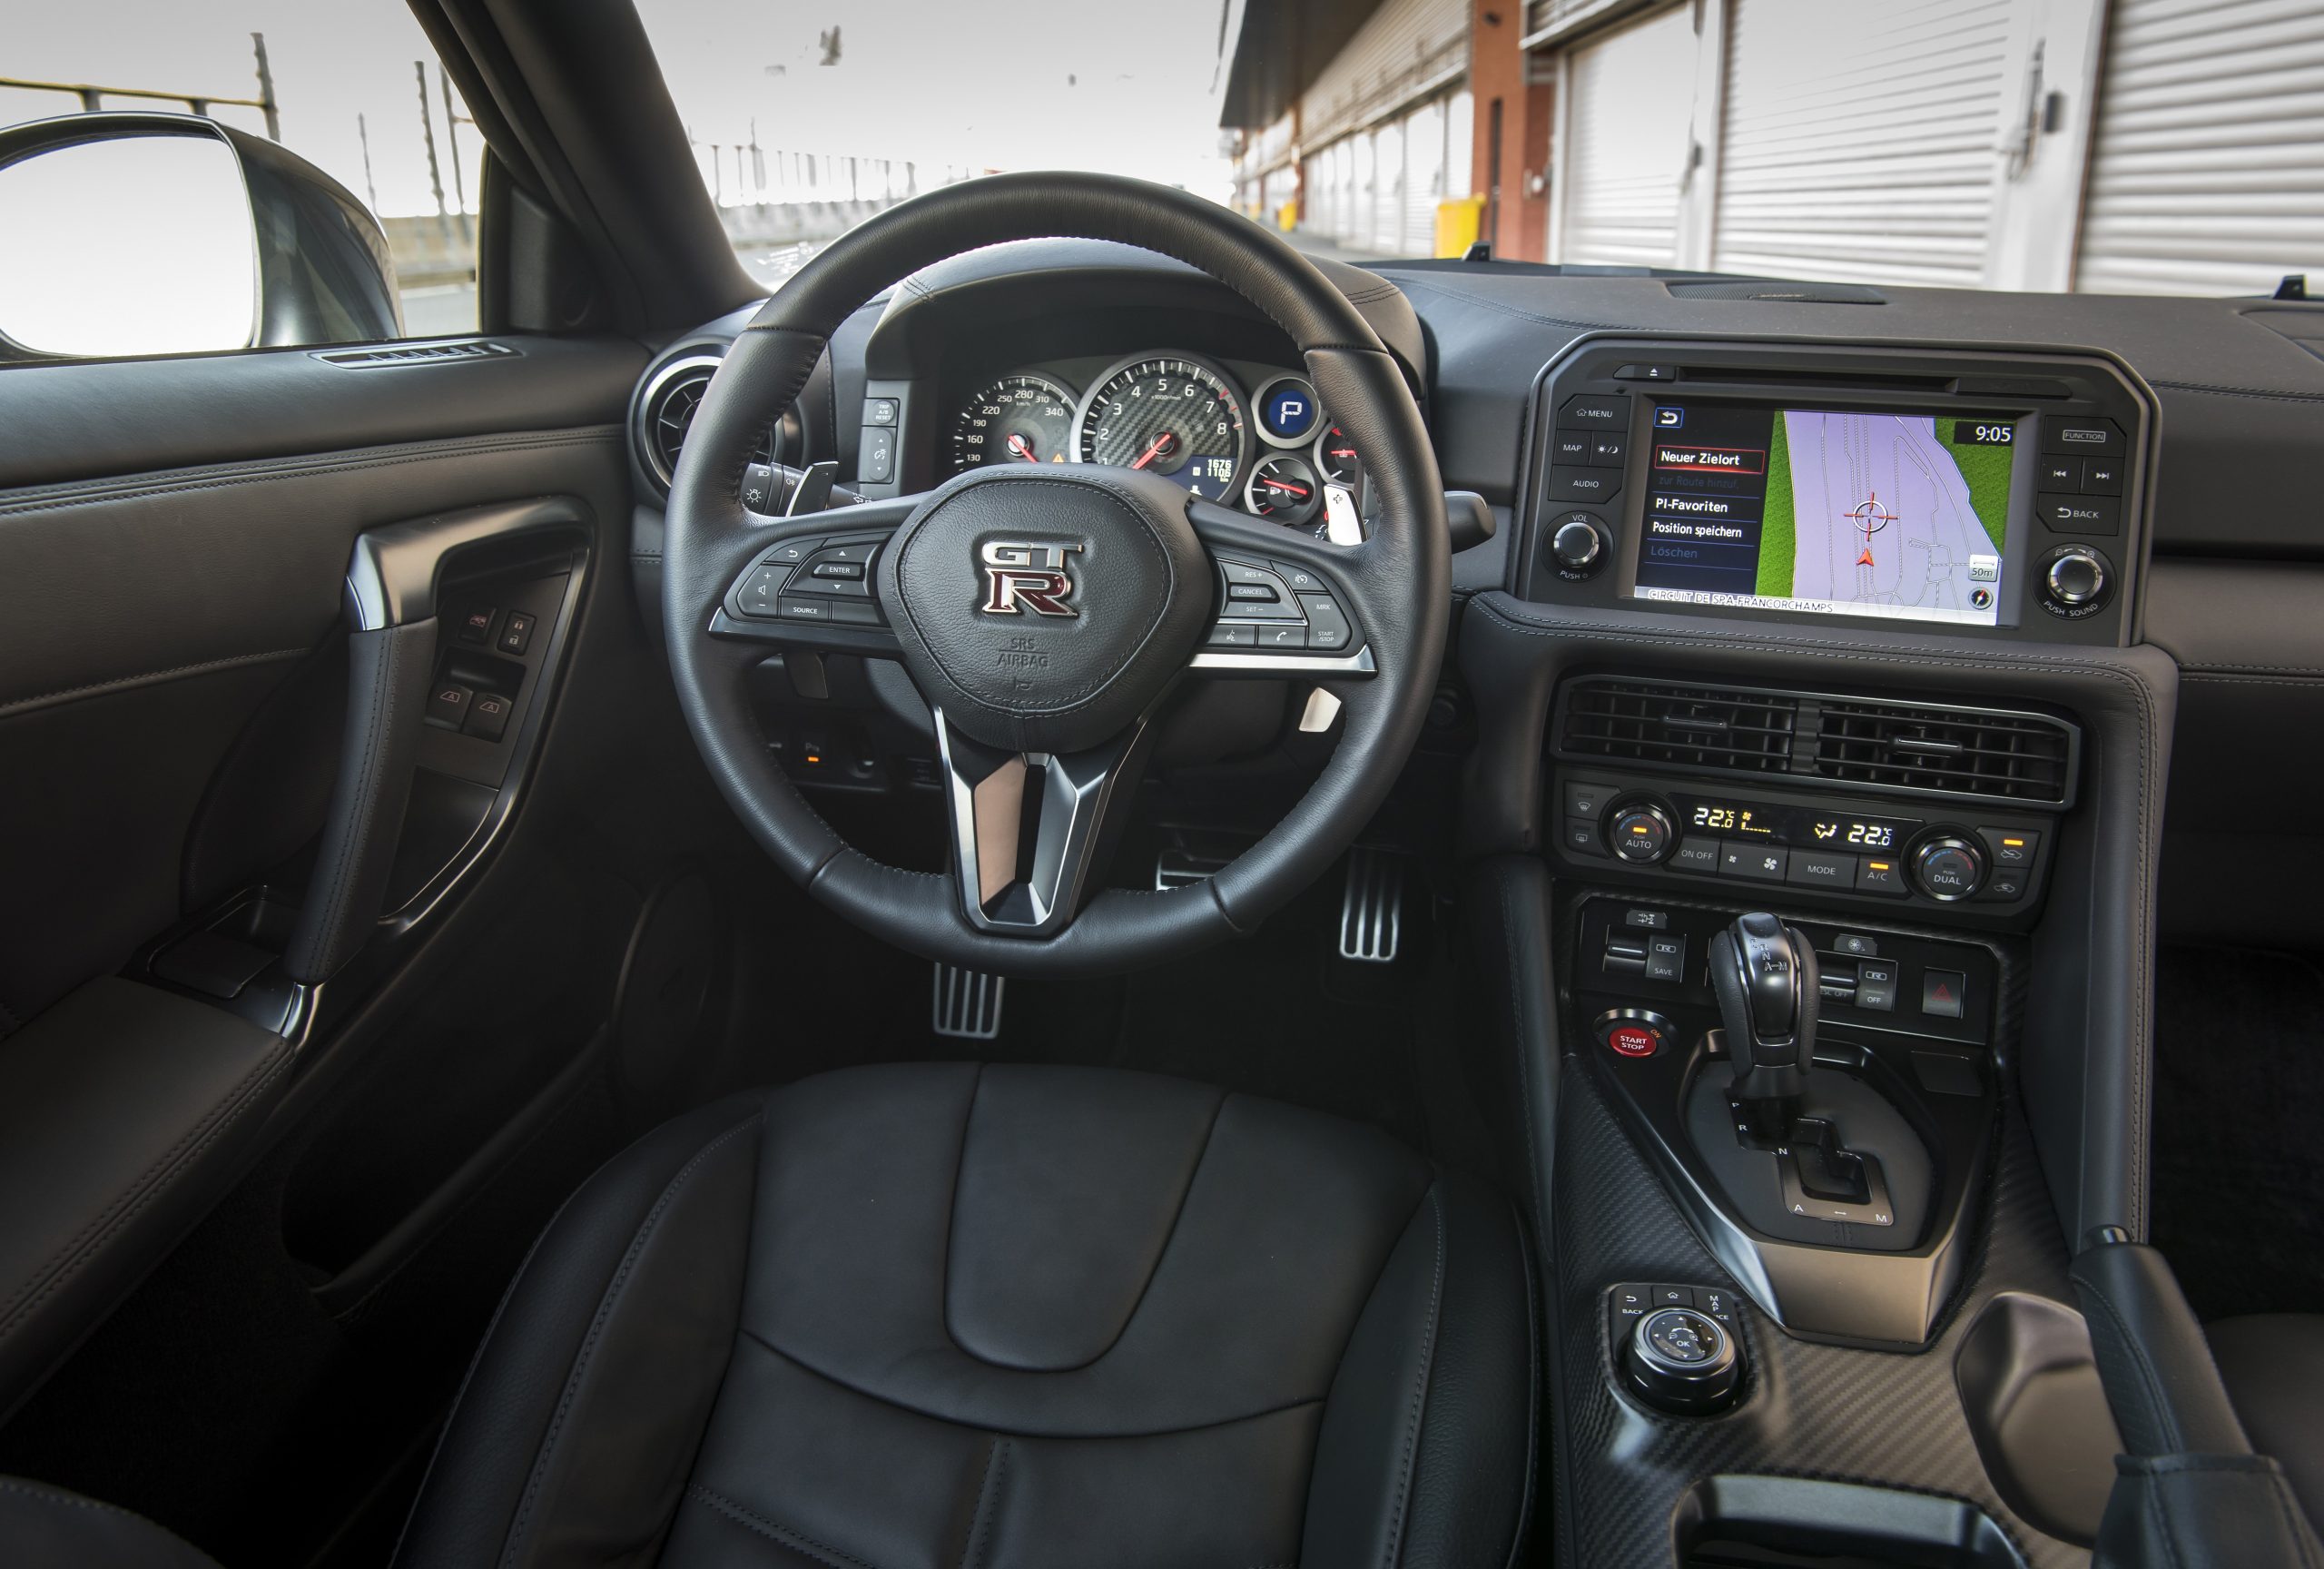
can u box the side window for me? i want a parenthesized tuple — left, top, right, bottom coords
(0, 7, 482, 360)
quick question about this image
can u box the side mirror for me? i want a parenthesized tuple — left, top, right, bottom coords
(0, 112, 404, 360)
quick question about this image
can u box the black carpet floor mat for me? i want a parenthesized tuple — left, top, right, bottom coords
(2151, 944, 2324, 1321)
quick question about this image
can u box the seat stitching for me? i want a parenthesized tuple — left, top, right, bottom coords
(689, 1483, 891, 1569)
(959, 1436, 1009, 1569)
(497, 1111, 763, 1569)
(1379, 1186, 1447, 1569)
(731, 1323, 1325, 1437)
(938, 1063, 986, 1360)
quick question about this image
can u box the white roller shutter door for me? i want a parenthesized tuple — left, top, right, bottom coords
(1447, 89, 1475, 201)
(1558, 5, 1699, 266)
(2074, 0, 2324, 295)
(1374, 117, 1407, 252)
(1403, 99, 1446, 253)
(1710, 0, 2018, 286)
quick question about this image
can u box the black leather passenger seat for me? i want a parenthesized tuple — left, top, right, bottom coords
(2208, 1314, 2324, 1534)
(5, 1063, 1535, 1566)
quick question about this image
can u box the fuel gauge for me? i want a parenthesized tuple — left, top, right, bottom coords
(1246, 455, 1322, 528)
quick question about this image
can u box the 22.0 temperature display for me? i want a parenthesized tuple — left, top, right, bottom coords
(1675, 794, 1920, 853)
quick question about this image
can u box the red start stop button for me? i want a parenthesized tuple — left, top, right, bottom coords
(1607, 1023, 1663, 1059)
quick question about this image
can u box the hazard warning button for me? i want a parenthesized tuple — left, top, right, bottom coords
(1920, 969, 1966, 1020)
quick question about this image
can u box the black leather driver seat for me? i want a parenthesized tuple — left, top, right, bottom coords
(378, 1062, 1533, 1567)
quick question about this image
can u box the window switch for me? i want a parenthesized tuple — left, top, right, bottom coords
(456, 607, 496, 646)
(497, 610, 537, 656)
(425, 682, 473, 729)
(463, 689, 514, 743)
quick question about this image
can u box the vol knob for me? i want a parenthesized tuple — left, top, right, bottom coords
(2044, 548, 2108, 607)
(1551, 513, 1609, 577)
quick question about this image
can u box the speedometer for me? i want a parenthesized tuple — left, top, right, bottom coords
(949, 373, 1077, 474)
(1073, 353, 1250, 501)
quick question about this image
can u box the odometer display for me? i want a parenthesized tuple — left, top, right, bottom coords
(949, 373, 1077, 474)
(1074, 353, 1249, 500)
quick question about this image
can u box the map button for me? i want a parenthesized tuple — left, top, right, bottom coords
(1551, 429, 1593, 466)
(2036, 494, 2121, 537)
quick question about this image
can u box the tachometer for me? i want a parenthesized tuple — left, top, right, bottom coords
(949, 372, 1077, 473)
(1073, 353, 1249, 501)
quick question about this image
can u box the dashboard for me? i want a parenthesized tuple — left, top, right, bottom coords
(937, 350, 1374, 538)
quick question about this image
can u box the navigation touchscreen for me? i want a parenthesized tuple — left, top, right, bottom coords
(1629, 402, 2019, 627)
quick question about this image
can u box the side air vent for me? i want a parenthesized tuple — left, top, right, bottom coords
(1811, 700, 2072, 804)
(1551, 676, 2080, 806)
(1559, 679, 1798, 774)
(638, 352, 783, 492)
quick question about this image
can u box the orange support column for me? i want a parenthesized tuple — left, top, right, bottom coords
(1468, 0, 1551, 261)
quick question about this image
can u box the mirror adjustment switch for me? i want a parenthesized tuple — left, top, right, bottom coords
(456, 607, 496, 645)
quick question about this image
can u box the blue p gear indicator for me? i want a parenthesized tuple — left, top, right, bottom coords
(1260, 381, 1318, 441)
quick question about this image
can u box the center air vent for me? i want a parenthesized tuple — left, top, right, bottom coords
(637, 352, 784, 491)
(1811, 700, 2071, 804)
(1559, 679, 1798, 774)
(1552, 676, 2079, 806)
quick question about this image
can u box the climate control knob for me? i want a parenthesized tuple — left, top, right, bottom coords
(1551, 513, 1610, 577)
(2042, 547, 2111, 613)
(1911, 834, 1987, 902)
(1607, 799, 1676, 863)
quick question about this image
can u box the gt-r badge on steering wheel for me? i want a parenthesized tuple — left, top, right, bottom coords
(979, 540, 1081, 617)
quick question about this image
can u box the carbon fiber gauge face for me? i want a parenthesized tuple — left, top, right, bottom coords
(1074, 353, 1250, 501)
(949, 373, 1076, 473)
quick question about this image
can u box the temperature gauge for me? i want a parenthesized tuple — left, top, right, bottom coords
(1246, 455, 1323, 528)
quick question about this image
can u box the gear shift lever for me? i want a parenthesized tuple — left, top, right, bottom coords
(1708, 912, 1819, 1107)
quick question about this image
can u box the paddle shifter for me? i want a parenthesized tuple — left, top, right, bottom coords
(1709, 912, 1818, 1110)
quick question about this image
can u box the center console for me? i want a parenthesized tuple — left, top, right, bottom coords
(1455, 335, 2174, 1562)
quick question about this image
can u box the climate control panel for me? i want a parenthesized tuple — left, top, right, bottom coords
(1556, 771, 2053, 915)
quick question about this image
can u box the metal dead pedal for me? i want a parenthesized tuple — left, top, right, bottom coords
(932, 963, 1004, 1040)
(1338, 846, 1403, 963)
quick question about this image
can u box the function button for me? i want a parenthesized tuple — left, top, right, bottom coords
(862, 396, 899, 428)
(1552, 430, 1593, 466)
(738, 565, 785, 617)
(2083, 459, 2125, 495)
(1786, 850, 1857, 891)
(1644, 933, 1687, 982)
(463, 689, 514, 743)
(425, 682, 473, 729)
(496, 610, 537, 656)
(1206, 621, 1256, 647)
(1550, 469, 1622, 504)
(1564, 781, 1615, 820)
(1558, 393, 1631, 428)
(1651, 1284, 1697, 1309)
(742, 463, 779, 512)
(1720, 840, 1789, 883)
(1255, 622, 1307, 652)
(860, 424, 896, 483)
(2036, 495, 2121, 537)
(1670, 837, 1721, 873)
(1980, 867, 2030, 902)
(1588, 435, 1629, 468)
(2037, 458, 2082, 492)
(457, 606, 496, 646)
(1561, 819, 1608, 859)
(1921, 969, 1968, 1020)
(1272, 561, 1327, 596)
(1854, 958, 1899, 1011)
(1978, 827, 2040, 866)
(2043, 417, 2125, 457)
(1856, 855, 1909, 896)
(1833, 933, 1879, 958)
(1299, 595, 1354, 650)
(1621, 907, 1669, 930)
(1611, 364, 1678, 382)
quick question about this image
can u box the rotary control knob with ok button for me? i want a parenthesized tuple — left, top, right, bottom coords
(1606, 797, 1676, 864)
(1624, 1307, 1742, 1416)
(1910, 833, 1987, 902)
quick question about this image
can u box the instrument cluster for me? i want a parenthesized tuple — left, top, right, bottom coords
(944, 350, 1373, 540)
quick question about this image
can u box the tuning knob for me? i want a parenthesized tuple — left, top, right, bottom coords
(1551, 512, 1610, 577)
(1911, 833, 1986, 902)
(2041, 547, 2112, 614)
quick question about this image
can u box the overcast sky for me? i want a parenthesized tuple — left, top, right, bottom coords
(1, 0, 1243, 218)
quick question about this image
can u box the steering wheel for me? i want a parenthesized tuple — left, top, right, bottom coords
(662, 172, 1447, 975)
